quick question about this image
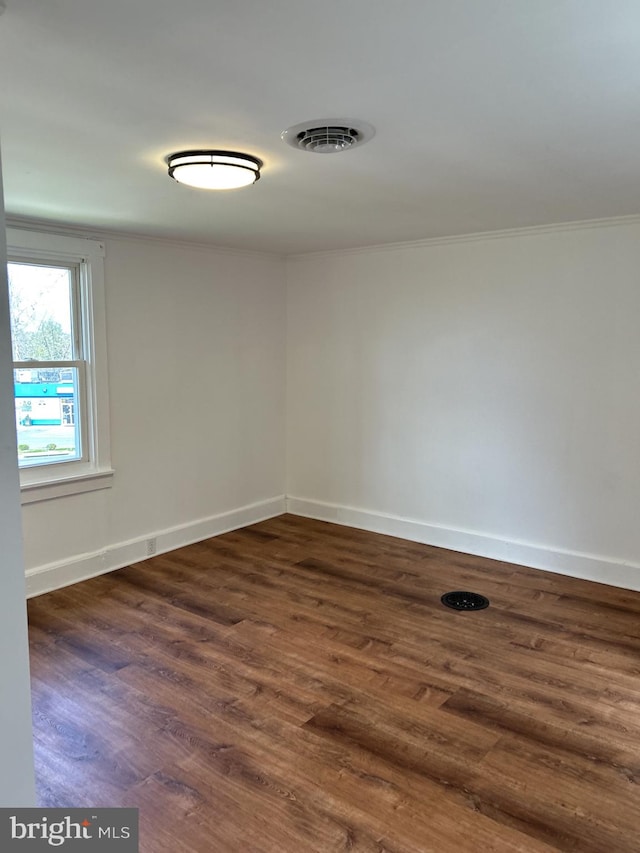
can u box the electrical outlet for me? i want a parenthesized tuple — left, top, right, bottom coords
(146, 537, 157, 557)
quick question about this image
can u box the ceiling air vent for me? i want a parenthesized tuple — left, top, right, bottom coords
(282, 119, 375, 154)
(296, 126, 359, 153)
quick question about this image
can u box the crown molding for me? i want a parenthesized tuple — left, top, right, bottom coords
(7, 212, 640, 263)
(4, 215, 284, 262)
(286, 213, 640, 262)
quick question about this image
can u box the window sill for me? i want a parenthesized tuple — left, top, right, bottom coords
(20, 468, 114, 505)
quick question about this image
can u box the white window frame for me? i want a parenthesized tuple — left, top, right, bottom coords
(7, 228, 113, 504)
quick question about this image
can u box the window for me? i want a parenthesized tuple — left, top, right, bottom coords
(6, 228, 113, 503)
(11, 261, 84, 466)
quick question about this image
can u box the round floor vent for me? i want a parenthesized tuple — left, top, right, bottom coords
(441, 591, 490, 611)
(281, 118, 375, 153)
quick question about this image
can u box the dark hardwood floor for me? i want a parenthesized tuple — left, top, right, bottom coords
(27, 514, 640, 852)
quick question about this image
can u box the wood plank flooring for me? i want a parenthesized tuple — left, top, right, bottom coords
(27, 514, 640, 852)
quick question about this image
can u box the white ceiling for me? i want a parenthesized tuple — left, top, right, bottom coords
(2, 0, 640, 254)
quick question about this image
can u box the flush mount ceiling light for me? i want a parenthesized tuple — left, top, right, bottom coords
(281, 118, 375, 153)
(167, 150, 262, 190)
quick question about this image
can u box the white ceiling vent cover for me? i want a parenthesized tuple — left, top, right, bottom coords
(281, 119, 375, 154)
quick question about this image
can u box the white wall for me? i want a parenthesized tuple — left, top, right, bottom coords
(0, 165, 36, 804)
(22, 233, 286, 595)
(16, 216, 640, 595)
(286, 220, 640, 589)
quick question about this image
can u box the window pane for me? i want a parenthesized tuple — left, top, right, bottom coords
(15, 368, 82, 467)
(7, 262, 74, 361)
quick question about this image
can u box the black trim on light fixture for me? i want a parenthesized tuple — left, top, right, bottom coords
(167, 150, 263, 189)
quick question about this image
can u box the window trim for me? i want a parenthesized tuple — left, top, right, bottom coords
(6, 228, 113, 504)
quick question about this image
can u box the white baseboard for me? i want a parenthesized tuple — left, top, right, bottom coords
(286, 496, 640, 593)
(25, 496, 286, 598)
(25, 493, 640, 597)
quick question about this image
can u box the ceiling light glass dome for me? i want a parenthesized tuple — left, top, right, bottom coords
(167, 151, 262, 190)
